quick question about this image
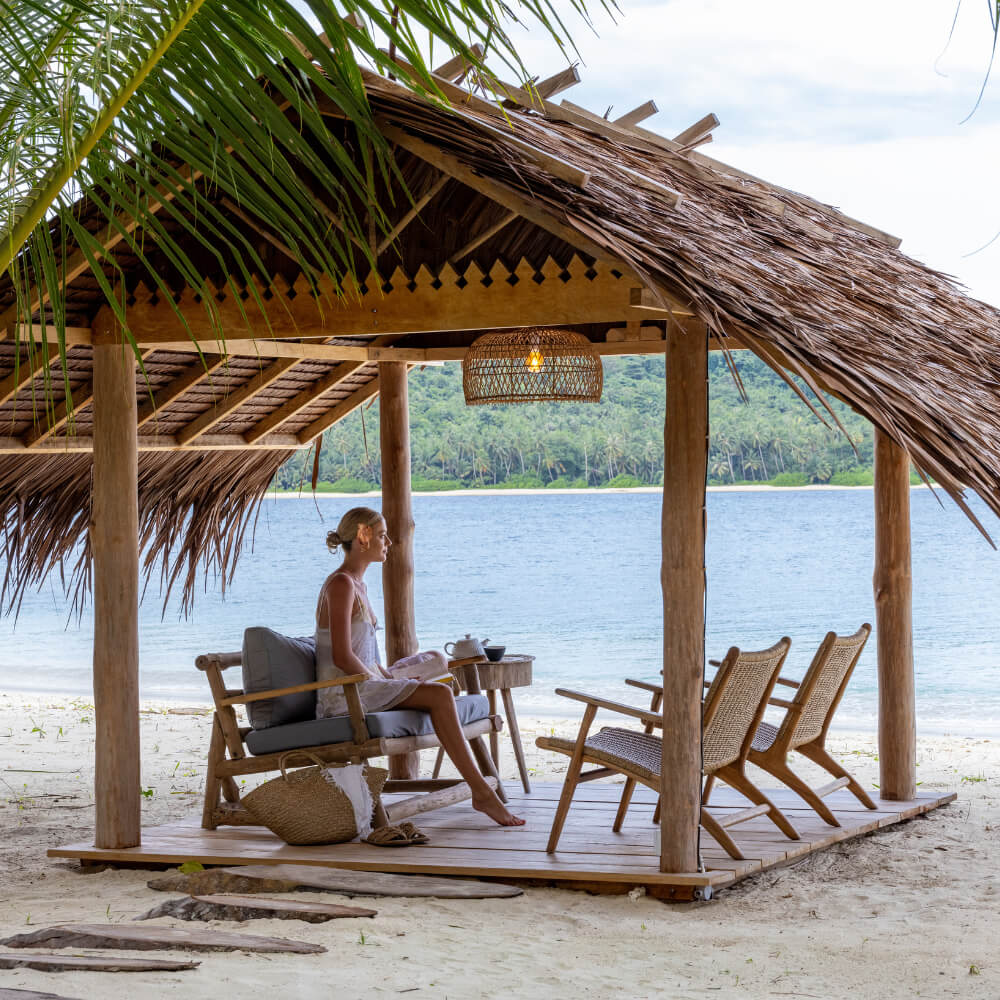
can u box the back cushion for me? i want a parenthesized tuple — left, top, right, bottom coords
(241, 628, 317, 730)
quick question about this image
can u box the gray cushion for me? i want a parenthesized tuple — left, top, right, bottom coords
(241, 628, 317, 730)
(245, 694, 490, 756)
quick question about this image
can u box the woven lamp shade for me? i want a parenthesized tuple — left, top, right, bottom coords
(462, 328, 603, 405)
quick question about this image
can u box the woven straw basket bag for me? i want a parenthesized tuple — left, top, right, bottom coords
(242, 751, 388, 845)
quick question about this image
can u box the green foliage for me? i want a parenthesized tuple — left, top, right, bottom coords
(602, 473, 645, 488)
(829, 467, 874, 486)
(322, 477, 375, 494)
(768, 471, 809, 487)
(275, 354, 879, 492)
(546, 476, 588, 489)
(411, 476, 463, 492)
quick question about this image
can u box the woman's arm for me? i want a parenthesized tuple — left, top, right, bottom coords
(324, 575, 371, 676)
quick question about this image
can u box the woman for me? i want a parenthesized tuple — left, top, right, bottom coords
(316, 507, 524, 827)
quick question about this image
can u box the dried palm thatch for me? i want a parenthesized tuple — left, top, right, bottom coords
(369, 76, 1000, 533)
(463, 328, 603, 404)
(0, 449, 288, 617)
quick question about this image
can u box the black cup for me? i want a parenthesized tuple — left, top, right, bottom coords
(483, 645, 505, 662)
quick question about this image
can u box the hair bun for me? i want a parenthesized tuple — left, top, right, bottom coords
(326, 530, 342, 552)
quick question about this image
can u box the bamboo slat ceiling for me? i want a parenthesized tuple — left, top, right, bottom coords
(2, 59, 1000, 611)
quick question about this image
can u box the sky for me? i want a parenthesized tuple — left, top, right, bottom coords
(491, 0, 1000, 305)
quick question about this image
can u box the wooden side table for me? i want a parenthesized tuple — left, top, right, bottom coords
(435, 654, 534, 793)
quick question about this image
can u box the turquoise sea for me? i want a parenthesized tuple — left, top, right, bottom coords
(2, 488, 999, 734)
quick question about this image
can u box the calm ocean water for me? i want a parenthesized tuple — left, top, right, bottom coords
(2, 489, 999, 734)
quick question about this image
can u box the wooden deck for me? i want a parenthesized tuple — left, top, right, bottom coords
(49, 782, 956, 901)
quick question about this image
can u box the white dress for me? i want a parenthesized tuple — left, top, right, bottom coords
(315, 574, 418, 718)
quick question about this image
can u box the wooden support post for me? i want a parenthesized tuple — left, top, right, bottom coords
(91, 310, 141, 848)
(659, 321, 708, 873)
(873, 428, 916, 800)
(380, 362, 420, 780)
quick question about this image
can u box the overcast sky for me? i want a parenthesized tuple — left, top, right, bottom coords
(493, 0, 1000, 305)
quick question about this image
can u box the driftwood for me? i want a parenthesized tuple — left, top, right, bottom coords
(136, 894, 377, 923)
(0, 989, 86, 999)
(149, 863, 522, 898)
(0, 924, 324, 955)
(0, 953, 198, 973)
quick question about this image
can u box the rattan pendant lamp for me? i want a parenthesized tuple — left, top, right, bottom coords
(462, 328, 603, 405)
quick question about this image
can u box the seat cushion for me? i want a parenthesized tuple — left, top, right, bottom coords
(245, 693, 490, 756)
(241, 628, 317, 730)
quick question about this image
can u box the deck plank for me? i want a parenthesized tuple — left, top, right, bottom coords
(48, 782, 955, 896)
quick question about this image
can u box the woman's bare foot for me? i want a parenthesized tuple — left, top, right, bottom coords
(472, 792, 526, 827)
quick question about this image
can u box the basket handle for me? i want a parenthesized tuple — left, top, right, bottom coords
(277, 750, 330, 779)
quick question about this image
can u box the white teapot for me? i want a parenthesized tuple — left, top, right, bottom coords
(444, 634, 488, 659)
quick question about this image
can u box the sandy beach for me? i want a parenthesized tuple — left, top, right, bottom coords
(0, 690, 997, 999)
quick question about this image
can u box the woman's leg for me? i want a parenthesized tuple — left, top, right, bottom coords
(397, 684, 524, 826)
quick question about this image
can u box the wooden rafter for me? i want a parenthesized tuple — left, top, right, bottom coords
(295, 368, 414, 445)
(24, 349, 156, 447)
(672, 113, 719, 149)
(244, 334, 398, 443)
(615, 101, 658, 127)
(446, 212, 518, 264)
(533, 65, 581, 100)
(136, 354, 227, 430)
(432, 44, 485, 82)
(0, 344, 61, 407)
(0, 432, 302, 454)
(376, 175, 450, 255)
(175, 357, 300, 445)
(221, 198, 300, 264)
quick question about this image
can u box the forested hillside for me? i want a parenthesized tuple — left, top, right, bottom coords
(273, 353, 880, 491)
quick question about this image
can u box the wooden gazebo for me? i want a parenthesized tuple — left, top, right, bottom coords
(4, 56, 999, 892)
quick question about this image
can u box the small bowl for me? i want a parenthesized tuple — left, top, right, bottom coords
(483, 645, 506, 662)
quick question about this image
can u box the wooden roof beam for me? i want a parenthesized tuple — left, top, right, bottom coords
(376, 174, 450, 255)
(175, 357, 301, 445)
(615, 101, 658, 127)
(296, 366, 416, 445)
(672, 113, 719, 149)
(432, 44, 485, 81)
(446, 212, 518, 264)
(24, 348, 156, 447)
(1, 325, 92, 346)
(0, 432, 302, 454)
(0, 344, 61, 407)
(533, 65, 581, 100)
(136, 354, 228, 429)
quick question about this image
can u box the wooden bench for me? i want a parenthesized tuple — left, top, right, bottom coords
(197, 651, 505, 830)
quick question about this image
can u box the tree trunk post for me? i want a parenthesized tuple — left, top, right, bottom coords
(873, 428, 917, 800)
(91, 309, 141, 848)
(659, 321, 708, 872)
(379, 362, 420, 780)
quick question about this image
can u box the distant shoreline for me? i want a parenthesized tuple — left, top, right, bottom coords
(264, 483, 931, 499)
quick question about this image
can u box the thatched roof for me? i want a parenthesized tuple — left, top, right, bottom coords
(2, 63, 1000, 610)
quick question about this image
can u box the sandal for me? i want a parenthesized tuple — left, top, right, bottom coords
(363, 822, 429, 847)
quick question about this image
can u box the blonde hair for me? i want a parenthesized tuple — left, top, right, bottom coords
(327, 507, 383, 554)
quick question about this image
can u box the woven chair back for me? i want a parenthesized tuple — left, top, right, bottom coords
(702, 638, 791, 774)
(787, 625, 872, 748)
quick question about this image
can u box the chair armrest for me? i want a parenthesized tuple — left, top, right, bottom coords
(767, 696, 796, 710)
(775, 676, 801, 689)
(708, 659, 721, 668)
(624, 678, 662, 695)
(220, 673, 364, 707)
(553, 688, 662, 727)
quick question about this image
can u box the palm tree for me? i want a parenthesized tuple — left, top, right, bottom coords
(1, 0, 596, 367)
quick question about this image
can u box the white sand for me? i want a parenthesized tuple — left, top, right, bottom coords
(0, 690, 997, 999)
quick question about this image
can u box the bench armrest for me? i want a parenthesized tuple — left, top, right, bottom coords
(220, 673, 364, 707)
(553, 688, 662, 728)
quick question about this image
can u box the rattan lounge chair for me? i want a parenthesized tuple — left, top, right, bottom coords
(198, 637, 504, 831)
(741, 624, 876, 826)
(536, 638, 799, 861)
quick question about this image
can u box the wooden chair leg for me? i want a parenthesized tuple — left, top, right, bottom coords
(715, 764, 800, 841)
(487, 689, 499, 765)
(702, 774, 716, 805)
(652, 799, 661, 825)
(613, 778, 637, 832)
(755, 754, 841, 827)
(431, 746, 445, 779)
(546, 704, 597, 854)
(797, 741, 878, 810)
(470, 734, 507, 803)
(201, 716, 226, 830)
(699, 808, 745, 861)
